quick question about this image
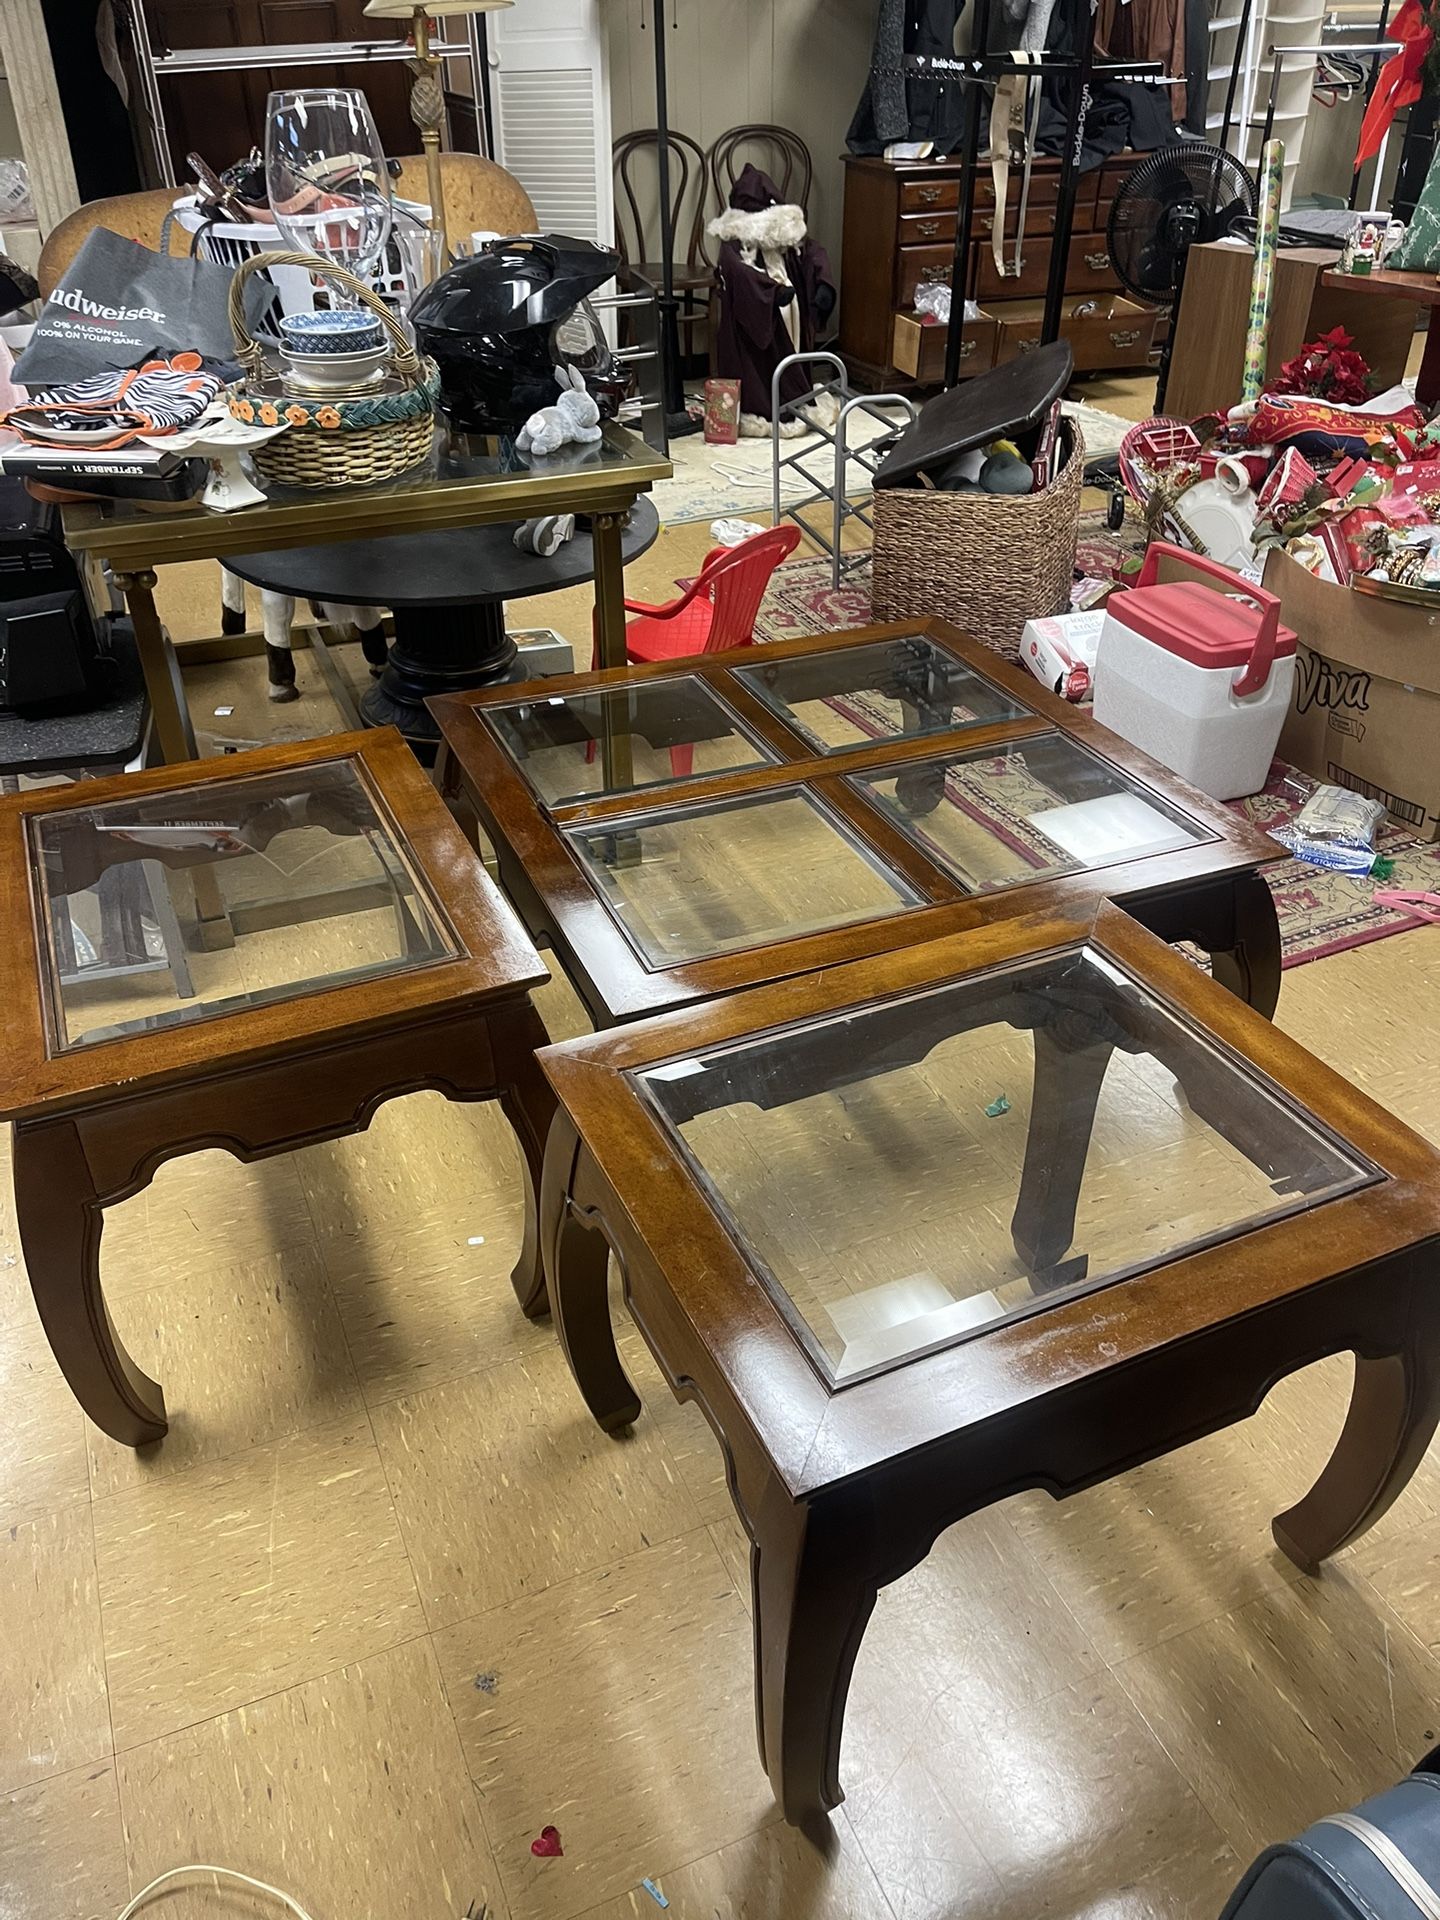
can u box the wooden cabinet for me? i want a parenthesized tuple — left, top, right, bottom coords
(839, 151, 1156, 387)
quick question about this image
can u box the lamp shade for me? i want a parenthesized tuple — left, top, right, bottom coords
(364, 0, 512, 14)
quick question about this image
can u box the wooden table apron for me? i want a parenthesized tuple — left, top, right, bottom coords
(62, 430, 671, 768)
(0, 728, 557, 1448)
(532, 902, 1440, 1828)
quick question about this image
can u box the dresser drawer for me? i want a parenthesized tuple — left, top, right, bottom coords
(992, 293, 1156, 368)
(898, 175, 960, 213)
(975, 200, 1062, 242)
(899, 210, 956, 246)
(892, 309, 998, 381)
(898, 243, 958, 305)
(973, 233, 1119, 301)
(977, 167, 1061, 208)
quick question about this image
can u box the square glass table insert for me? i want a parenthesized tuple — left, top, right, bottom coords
(848, 731, 1209, 893)
(481, 675, 777, 806)
(636, 945, 1374, 1384)
(564, 786, 924, 968)
(730, 633, 1028, 754)
(30, 757, 456, 1051)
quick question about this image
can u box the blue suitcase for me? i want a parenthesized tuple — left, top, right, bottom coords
(1221, 1752, 1440, 1920)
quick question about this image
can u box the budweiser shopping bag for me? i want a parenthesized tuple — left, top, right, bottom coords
(14, 228, 266, 386)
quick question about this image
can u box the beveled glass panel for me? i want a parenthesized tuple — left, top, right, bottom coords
(564, 787, 923, 967)
(637, 946, 1373, 1383)
(482, 676, 777, 805)
(29, 758, 455, 1051)
(730, 633, 1027, 752)
(848, 732, 1207, 892)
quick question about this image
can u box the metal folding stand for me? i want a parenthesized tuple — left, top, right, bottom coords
(769, 352, 918, 589)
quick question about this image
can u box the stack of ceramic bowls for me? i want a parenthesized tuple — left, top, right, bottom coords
(278, 310, 391, 392)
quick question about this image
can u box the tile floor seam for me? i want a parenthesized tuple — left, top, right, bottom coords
(83, 1399, 373, 1510)
(421, 1515, 728, 1650)
(103, 1619, 440, 1764)
(412, 1629, 514, 1893)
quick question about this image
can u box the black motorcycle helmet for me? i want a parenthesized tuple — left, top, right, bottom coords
(410, 233, 625, 436)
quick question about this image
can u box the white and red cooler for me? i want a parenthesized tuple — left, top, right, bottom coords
(1092, 544, 1298, 801)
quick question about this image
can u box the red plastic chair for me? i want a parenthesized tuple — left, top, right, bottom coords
(590, 523, 801, 774)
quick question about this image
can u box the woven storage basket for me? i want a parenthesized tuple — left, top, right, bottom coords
(871, 421, 1085, 650)
(227, 251, 438, 489)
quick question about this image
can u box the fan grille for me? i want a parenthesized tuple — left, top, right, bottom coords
(1107, 143, 1259, 309)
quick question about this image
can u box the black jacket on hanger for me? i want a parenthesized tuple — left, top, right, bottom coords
(847, 0, 970, 157)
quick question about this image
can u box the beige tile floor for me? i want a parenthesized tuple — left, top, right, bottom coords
(5, 369, 1440, 1920)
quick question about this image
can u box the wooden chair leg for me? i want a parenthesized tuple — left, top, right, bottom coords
(1272, 1333, 1440, 1575)
(751, 1475, 881, 1827)
(14, 1119, 166, 1446)
(1010, 1028, 1114, 1285)
(542, 1120, 640, 1432)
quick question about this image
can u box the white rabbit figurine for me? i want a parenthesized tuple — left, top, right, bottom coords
(516, 365, 603, 456)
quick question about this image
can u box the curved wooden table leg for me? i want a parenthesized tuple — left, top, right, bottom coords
(1209, 871, 1282, 1019)
(490, 999, 557, 1319)
(542, 1117, 640, 1432)
(752, 1476, 880, 1827)
(14, 1120, 166, 1446)
(1011, 1028, 1114, 1285)
(1272, 1342, 1440, 1576)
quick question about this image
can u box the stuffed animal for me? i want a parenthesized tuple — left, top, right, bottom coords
(516, 365, 603, 456)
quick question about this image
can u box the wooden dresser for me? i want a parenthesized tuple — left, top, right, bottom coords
(839, 151, 1158, 388)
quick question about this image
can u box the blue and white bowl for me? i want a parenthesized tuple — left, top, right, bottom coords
(279, 310, 385, 356)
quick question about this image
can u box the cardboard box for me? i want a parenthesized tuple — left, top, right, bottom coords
(1263, 549, 1440, 841)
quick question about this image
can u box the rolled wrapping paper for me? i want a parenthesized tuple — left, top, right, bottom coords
(1240, 140, 1286, 412)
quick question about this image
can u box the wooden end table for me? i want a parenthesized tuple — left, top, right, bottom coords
(430, 620, 1285, 1023)
(535, 900, 1440, 1827)
(0, 728, 554, 1446)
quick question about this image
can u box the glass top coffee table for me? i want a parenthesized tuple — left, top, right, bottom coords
(0, 729, 555, 1446)
(535, 899, 1440, 1827)
(430, 620, 1285, 1024)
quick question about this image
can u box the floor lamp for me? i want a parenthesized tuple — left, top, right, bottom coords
(364, 0, 514, 263)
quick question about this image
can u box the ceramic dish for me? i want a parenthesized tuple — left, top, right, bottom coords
(278, 310, 385, 355)
(280, 344, 391, 392)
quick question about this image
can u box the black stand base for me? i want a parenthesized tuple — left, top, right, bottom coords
(360, 601, 521, 762)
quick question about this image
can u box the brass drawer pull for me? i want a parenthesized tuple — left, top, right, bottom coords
(915, 219, 942, 237)
(918, 185, 942, 204)
(1018, 337, 1039, 353)
(1108, 328, 1141, 348)
(960, 339, 975, 358)
(1085, 250, 1111, 271)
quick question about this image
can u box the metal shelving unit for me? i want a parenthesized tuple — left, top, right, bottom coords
(124, 5, 489, 188)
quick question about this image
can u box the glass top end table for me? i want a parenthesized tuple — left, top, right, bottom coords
(432, 618, 1285, 1024)
(637, 940, 1373, 1385)
(730, 630, 1027, 754)
(536, 899, 1440, 1827)
(30, 755, 457, 1053)
(480, 675, 778, 807)
(1, 729, 559, 1454)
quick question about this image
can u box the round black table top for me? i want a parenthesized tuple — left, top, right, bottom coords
(225, 495, 661, 608)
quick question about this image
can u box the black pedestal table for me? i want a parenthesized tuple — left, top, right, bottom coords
(226, 499, 661, 758)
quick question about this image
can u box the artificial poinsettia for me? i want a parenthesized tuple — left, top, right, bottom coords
(1270, 327, 1375, 406)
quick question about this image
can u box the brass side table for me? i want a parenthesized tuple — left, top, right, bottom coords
(0, 728, 554, 1446)
(62, 424, 672, 765)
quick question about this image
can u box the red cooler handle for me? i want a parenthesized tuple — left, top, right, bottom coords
(1136, 542, 1281, 698)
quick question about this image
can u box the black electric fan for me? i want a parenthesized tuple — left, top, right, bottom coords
(1108, 142, 1259, 411)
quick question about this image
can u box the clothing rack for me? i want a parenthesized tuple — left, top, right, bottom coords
(903, 18, 1171, 383)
